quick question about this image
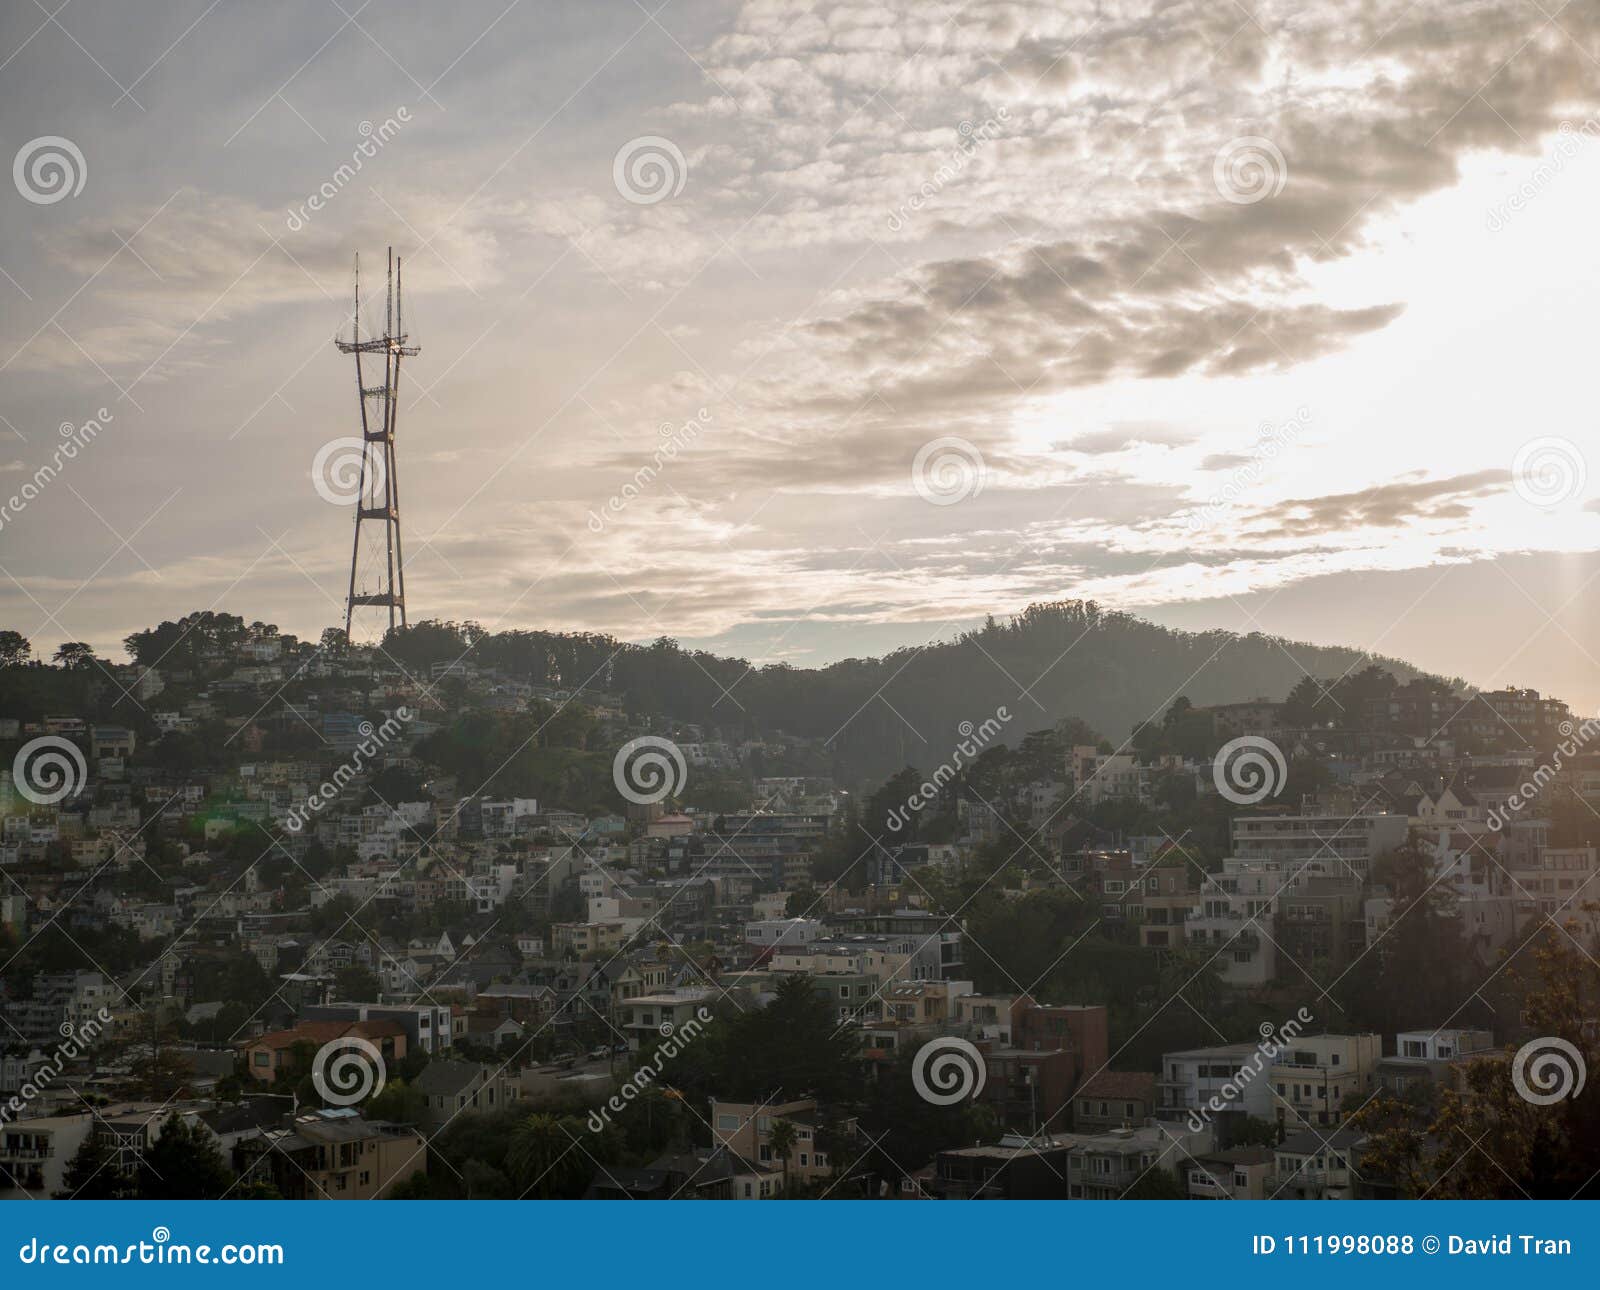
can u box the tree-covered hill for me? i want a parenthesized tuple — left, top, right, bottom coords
(381, 600, 1438, 783)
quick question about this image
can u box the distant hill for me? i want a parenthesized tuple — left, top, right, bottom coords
(449, 599, 1441, 785)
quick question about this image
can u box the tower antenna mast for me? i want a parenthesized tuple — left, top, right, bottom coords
(335, 246, 418, 639)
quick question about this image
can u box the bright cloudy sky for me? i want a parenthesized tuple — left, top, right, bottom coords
(2, 0, 1599, 708)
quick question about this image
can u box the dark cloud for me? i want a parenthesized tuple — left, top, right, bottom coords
(1251, 470, 1512, 537)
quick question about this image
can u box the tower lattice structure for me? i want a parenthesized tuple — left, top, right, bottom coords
(335, 248, 418, 639)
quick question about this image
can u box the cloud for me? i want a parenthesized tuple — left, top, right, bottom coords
(1251, 470, 1513, 537)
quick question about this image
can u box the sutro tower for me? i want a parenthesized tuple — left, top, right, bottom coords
(335, 248, 418, 639)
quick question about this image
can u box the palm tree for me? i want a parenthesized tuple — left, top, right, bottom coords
(767, 1118, 798, 1195)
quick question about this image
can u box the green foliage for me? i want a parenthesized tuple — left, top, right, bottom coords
(133, 1113, 235, 1200)
(858, 1046, 1000, 1175)
(55, 1135, 126, 1199)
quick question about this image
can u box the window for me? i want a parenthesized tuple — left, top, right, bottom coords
(759, 1145, 772, 1161)
(716, 1115, 738, 1130)
(799, 1154, 808, 1166)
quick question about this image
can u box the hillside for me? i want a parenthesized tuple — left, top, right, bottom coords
(389, 600, 1442, 784)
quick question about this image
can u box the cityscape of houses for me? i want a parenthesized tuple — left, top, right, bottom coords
(0, 619, 1594, 1200)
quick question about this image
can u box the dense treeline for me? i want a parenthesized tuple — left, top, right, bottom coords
(0, 601, 1434, 785)
(378, 601, 1430, 783)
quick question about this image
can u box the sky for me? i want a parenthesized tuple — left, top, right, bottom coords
(1, 0, 1598, 709)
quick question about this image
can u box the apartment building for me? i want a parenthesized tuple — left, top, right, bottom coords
(709, 1097, 847, 1185)
(1186, 1146, 1275, 1199)
(617, 988, 714, 1050)
(303, 1002, 453, 1055)
(1074, 1071, 1158, 1133)
(240, 1109, 426, 1199)
(1267, 1033, 1380, 1131)
(1160, 1042, 1274, 1120)
(1274, 1128, 1364, 1199)
(1231, 807, 1407, 881)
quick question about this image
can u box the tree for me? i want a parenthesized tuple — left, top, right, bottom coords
(134, 1113, 234, 1199)
(685, 976, 861, 1106)
(0, 630, 30, 667)
(1355, 926, 1600, 1197)
(768, 1118, 798, 1193)
(52, 641, 96, 669)
(334, 964, 381, 1002)
(55, 1135, 126, 1198)
(505, 1113, 604, 1199)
